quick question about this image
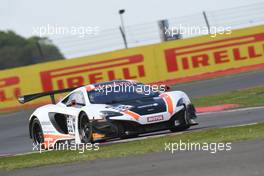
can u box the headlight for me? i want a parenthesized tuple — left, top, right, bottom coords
(177, 98, 184, 107)
(111, 105, 134, 111)
(99, 111, 123, 119)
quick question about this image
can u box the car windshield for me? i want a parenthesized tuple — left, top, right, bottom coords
(88, 83, 160, 104)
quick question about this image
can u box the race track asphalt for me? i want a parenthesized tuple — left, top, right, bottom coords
(0, 70, 263, 156)
(171, 70, 264, 97)
(2, 139, 264, 176)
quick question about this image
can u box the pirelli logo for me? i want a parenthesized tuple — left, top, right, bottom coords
(40, 55, 146, 91)
(164, 33, 264, 72)
(0, 76, 21, 102)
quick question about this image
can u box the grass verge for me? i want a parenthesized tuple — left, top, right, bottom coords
(1, 123, 264, 171)
(192, 86, 264, 107)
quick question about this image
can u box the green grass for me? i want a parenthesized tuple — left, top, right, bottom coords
(1, 123, 264, 171)
(192, 86, 264, 107)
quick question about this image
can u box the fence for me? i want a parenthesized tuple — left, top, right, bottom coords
(49, 2, 264, 58)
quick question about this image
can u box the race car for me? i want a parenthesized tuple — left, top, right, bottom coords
(18, 80, 198, 149)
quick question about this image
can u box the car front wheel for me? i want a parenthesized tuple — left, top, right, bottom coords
(78, 113, 93, 143)
(169, 108, 190, 132)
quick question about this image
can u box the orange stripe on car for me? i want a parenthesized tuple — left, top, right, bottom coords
(123, 110, 140, 120)
(160, 94, 173, 115)
(92, 133, 105, 140)
(43, 134, 72, 139)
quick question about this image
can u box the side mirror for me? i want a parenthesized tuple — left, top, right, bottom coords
(66, 99, 76, 107)
(165, 85, 171, 92)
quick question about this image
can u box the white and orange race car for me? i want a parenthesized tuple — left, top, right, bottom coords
(18, 80, 198, 149)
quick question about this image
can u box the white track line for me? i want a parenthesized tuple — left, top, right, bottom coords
(197, 106, 264, 116)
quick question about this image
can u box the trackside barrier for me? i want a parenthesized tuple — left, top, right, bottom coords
(0, 25, 263, 112)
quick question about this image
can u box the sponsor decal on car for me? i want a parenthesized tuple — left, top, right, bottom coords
(147, 115, 164, 122)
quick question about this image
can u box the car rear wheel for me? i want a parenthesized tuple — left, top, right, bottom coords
(31, 118, 44, 150)
(78, 113, 93, 143)
(169, 108, 190, 132)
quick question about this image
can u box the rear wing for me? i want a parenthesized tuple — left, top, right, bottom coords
(18, 87, 77, 104)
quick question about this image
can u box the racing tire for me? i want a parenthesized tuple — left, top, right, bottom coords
(169, 108, 190, 132)
(78, 113, 93, 143)
(31, 118, 44, 150)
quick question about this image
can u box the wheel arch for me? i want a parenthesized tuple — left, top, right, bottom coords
(169, 91, 192, 106)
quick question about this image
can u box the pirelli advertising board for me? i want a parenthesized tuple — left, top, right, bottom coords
(0, 25, 263, 111)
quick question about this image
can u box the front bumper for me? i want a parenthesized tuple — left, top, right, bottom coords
(91, 104, 197, 141)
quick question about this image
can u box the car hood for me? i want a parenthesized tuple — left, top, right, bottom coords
(108, 96, 167, 115)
